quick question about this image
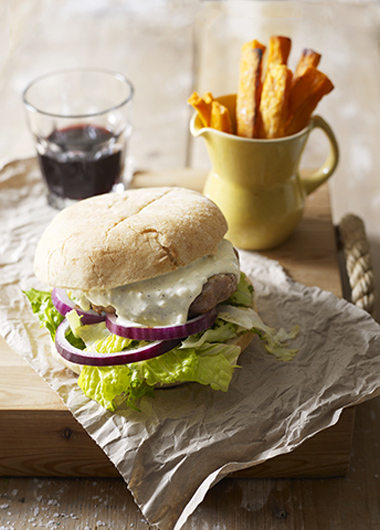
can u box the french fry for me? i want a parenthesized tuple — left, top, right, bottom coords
(210, 101, 232, 134)
(266, 35, 292, 67)
(187, 92, 213, 127)
(258, 64, 293, 139)
(286, 66, 334, 135)
(188, 36, 333, 140)
(236, 40, 266, 138)
(294, 48, 321, 78)
(202, 92, 214, 105)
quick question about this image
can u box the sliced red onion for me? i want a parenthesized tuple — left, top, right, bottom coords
(55, 319, 182, 366)
(105, 307, 218, 341)
(52, 287, 106, 324)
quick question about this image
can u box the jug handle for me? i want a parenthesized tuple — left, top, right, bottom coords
(300, 115, 339, 196)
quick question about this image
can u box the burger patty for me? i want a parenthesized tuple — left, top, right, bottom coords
(188, 273, 238, 317)
(90, 273, 238, 318)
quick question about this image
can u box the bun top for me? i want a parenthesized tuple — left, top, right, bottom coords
(34, 187, 228, 290)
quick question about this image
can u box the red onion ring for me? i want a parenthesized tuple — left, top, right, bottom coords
(105, 307, 218, 340)
(52, 288, 106, 324)
(55, 319, 182, 366)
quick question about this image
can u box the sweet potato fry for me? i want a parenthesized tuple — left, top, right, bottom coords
(294, 48, 321, 78)
(258, 64, 293, 139)
(202, 92, 214, 105)
(236, 40, 266, 138)
(241, 39, 266, 56)
(266, 35, 292, 67)
(188, 35, 333, 140)
(210, 101, 232, 134)
(286, 66, 334, 135)
(187, 92, 213, 127)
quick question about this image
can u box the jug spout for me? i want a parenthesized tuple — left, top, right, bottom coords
(189, 94, 238, 139)
(189, 113, 206, 138)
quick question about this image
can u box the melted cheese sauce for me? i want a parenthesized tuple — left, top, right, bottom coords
(71, 239, 239, 327)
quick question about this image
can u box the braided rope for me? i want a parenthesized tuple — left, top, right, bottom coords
(339, 214, 375, 315)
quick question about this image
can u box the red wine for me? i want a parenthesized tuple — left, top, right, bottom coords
(37, 124, 125, 201)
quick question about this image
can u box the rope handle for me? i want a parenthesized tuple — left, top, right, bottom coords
(339, 214, 375, 316)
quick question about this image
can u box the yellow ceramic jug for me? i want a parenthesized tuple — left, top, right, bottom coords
(190, 94, 339, 250)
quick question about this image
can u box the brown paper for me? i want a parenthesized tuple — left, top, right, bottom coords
(1, 158, 380, 530)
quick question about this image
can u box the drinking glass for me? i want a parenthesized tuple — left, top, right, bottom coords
(23, 68, 134, 209)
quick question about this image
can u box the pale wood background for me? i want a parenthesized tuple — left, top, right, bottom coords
(2, 1, 380, 528)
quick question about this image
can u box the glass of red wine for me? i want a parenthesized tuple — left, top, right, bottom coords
(22, 68, 134, 209)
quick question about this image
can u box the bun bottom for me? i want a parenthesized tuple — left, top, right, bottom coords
(228, 329, 255, 352)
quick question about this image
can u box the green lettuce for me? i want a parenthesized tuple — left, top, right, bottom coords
(24, 288, 64, 340)
(75, 319, 242, 411)
(23, 289, 85, 349)
(217, 304, 300, 361)
(78, 364, 154, 412)
(225, 272, 254, 308)
(24, 274, 299, 412)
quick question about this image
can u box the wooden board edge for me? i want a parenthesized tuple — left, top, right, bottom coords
(230, 407, 355, 479)
(0, 409, 120, 478)
(0, 407, 355, 479)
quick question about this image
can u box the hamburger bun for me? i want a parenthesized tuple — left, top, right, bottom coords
(34, 187, 228, 290)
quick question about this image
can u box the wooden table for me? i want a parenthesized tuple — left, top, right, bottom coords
(1, 168, 380, 529)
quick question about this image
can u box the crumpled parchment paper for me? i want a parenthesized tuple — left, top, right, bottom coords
(1, 158, 380, 530)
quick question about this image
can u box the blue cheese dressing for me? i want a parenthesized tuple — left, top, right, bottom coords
(70, 239, 239, 327)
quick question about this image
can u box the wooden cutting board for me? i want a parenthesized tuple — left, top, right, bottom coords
(0, 169, 354, 479)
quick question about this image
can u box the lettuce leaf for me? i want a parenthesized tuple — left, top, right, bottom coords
(78, 364, 153, 412)
(180, 319, 237, 349)
(218, 304, 300, 361)
(73, 319, 242, 411)
(225, 272, 254, 308)
(79, 343, 241, 412)
(23, 288, 64, 340)
(132, 342, 241, 391)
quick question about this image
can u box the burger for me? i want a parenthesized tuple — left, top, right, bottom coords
(25, 187, 269, 411)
